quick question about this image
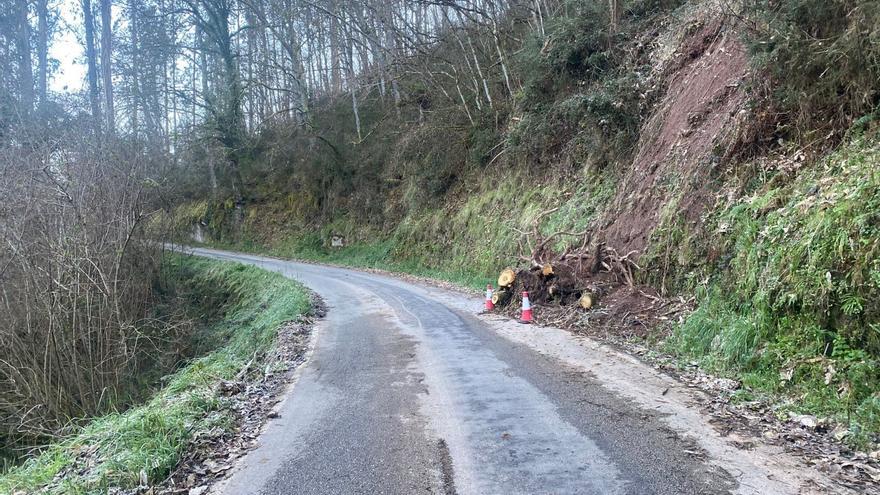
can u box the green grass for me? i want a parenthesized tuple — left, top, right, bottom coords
(668, 137, 880, 446)
(187, 163, 619, 294)
(0, 255, 312, 494)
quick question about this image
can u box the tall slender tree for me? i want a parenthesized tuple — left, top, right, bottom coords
(16, 0, 34, 116)
(100, 0, 114, 132)
(36, 0, 49, 107)
(609, 0, 621, 32)
(82, 0, 102, 131)
(127, 0, 139, 137)
(181, 0, 246, 221)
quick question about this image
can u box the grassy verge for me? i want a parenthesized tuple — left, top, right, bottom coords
(667, 138, 880, 446)
(186, 166, 619, 293)
(0, 255, 312, 494)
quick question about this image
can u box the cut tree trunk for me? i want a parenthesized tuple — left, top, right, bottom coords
(579, 293, 594, 310)
(498, 267, 516, 288)
(492, 288, 512, 306)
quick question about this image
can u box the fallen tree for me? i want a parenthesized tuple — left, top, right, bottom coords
(493, 208, 640, 315)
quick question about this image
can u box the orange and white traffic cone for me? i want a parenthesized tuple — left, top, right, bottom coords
(519, 291, 533, 324)
(485, 284, 495, 312)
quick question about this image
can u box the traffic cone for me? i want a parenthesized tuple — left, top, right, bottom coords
(485, 284, 495, 312)
(519, 291, 533, 324)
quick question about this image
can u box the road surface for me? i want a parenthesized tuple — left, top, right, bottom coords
(183, 247, 831, 495)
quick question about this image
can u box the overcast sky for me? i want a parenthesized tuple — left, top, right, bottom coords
(50, 0, 89, 94)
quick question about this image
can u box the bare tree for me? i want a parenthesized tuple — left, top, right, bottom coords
(82, 0, 102, 131)
(180, 0, 247, 223)
(0, 130, 170, 448)
(127, 0, 139, 136)
(101, 0, 115, 132)
(15, 0, 34, 116)
(36, 0, 49, 106)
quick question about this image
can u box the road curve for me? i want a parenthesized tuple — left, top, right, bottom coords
(183, 247, 823, 495)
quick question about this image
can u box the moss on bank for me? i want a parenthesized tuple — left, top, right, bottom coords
(181, 165, 619, 293)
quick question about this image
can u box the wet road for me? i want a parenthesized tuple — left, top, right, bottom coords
(186, 247, 738, 495)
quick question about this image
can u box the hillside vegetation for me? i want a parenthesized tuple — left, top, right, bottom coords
(165, 0, 880, 444)
(0, 256, 312, 493)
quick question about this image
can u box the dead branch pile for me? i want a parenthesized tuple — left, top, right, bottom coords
(493, 208, 641, 314)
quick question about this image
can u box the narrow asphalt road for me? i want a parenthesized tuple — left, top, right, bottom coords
(183, 247, 807, 495)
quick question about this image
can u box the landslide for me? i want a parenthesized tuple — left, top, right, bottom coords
(163, 0, 880, 452)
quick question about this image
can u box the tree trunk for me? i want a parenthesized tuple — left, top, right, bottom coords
(381, 2, 401, 115)
(100, 0, 114, 133)
(455, 81, 475, 126)
(207, 146, 218, 198)
(36, 0, 49, 107)
(329, 3, 341, 94)
(342, 14, 361, 140)
(197, 24, 208, 106)
(609, 0, 621, 32)
(349, 70, 362, 141)
(533, 0, 545, 37)
(129, 0, 139, 137)
(82, 0, 102, 132)
(491, 21, 513, 98)
(16, 0, 34, 117)
(189, 0, 247, 227)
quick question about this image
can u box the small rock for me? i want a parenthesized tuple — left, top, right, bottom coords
(218, 380, 245, 396)
(793, 414, 818, 429)
(189, 487, 209, 495)
(831, 426, 850, 442)
(711, 378, 741, 392)
(779, 368, 794, 383)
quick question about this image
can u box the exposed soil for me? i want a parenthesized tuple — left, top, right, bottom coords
(599, 16, 751, 257)
(491, 13, 755, 349)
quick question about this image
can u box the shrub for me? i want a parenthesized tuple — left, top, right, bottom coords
(748, 0, 880, 137)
